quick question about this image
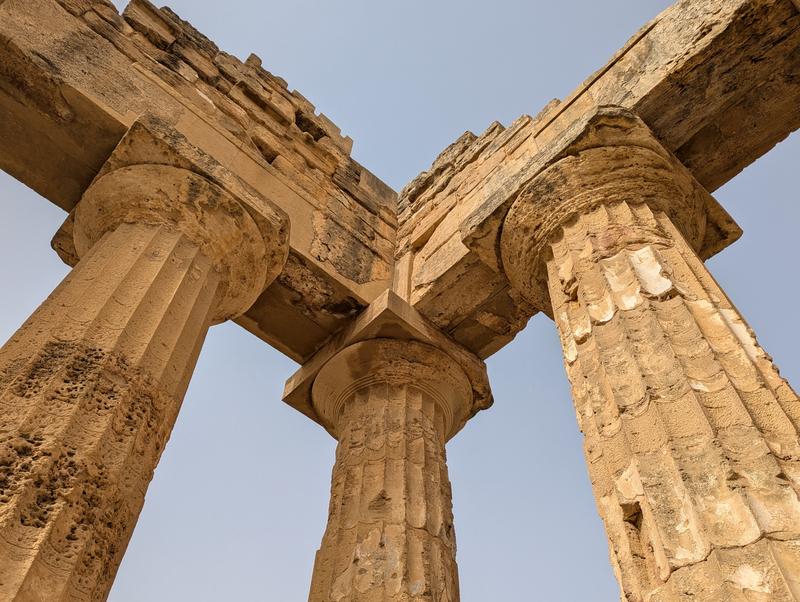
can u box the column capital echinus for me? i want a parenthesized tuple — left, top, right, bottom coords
(499, 106, 740, 315)
(283, 290, 493, 443)
(73, 163, 288, 323)
(312, 338, 474, 443)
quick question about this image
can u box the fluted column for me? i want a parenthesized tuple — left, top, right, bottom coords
(501, 140, 800, 600)
(307, 338, 473, 602)
(0, 164, 285, 601)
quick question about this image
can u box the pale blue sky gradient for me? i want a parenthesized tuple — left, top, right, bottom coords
(0, 1, 797, 600)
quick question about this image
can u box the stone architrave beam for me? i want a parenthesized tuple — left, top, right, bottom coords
(1, 0, 799, 362)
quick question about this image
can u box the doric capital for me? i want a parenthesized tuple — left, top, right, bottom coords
(500, 107, 737, 313)
(311, 338, 473, 442)
(73, 164, 285, 321)
(284, 290, 492, 441)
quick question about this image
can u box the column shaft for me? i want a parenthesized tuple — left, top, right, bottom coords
(547, 200, 800, 600)
(310, 381, 458, 601)
(0, 223, 219, 601)
(307, 339, 473, 602)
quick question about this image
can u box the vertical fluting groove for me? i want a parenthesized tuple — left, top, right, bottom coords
(547, 200, 800, 601)
(118, 230, 204, 368)
(0, 223, 221, 601)
(309, 382, 458, 601)
(0, 226, 152, 373)
(53, 225, 169, 347)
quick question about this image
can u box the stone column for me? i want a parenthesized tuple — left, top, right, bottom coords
(0, 164, 284, 601)
(307, 338, 472, 602)
(501, 135, 800, 600)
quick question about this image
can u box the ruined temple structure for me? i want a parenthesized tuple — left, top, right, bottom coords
(0, 0, 799, 599)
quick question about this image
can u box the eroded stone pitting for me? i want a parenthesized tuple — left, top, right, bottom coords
(546, 200, 800, 600)
(311, 382, 459, 602)
(308, 340, 468, 601)
(0, 221, 224, 601)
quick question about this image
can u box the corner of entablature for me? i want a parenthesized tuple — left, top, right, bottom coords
(461, 105, 742, 315)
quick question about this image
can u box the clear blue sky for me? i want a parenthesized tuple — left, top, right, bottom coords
(0, 1, 797, 600)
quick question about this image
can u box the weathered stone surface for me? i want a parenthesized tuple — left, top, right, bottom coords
(400, 0, 800, 358)
(500, 122, 800, 600)
(0, 163, 288, 600)
(307, 339, 471, 602)
(285, 294, 491, 601)
(0, 225, 211, 601)
(0, 0, 396, 362)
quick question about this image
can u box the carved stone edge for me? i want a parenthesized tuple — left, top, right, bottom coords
(311, 339, 473, 442)
(51, 113, 291, 295)
(282, 289, 493, 441)
(458, 105, 743, 309)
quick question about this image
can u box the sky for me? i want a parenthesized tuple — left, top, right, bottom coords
(0, 0, 798, 600)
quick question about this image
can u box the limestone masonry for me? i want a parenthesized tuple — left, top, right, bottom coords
(0, 0, 798, 600)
